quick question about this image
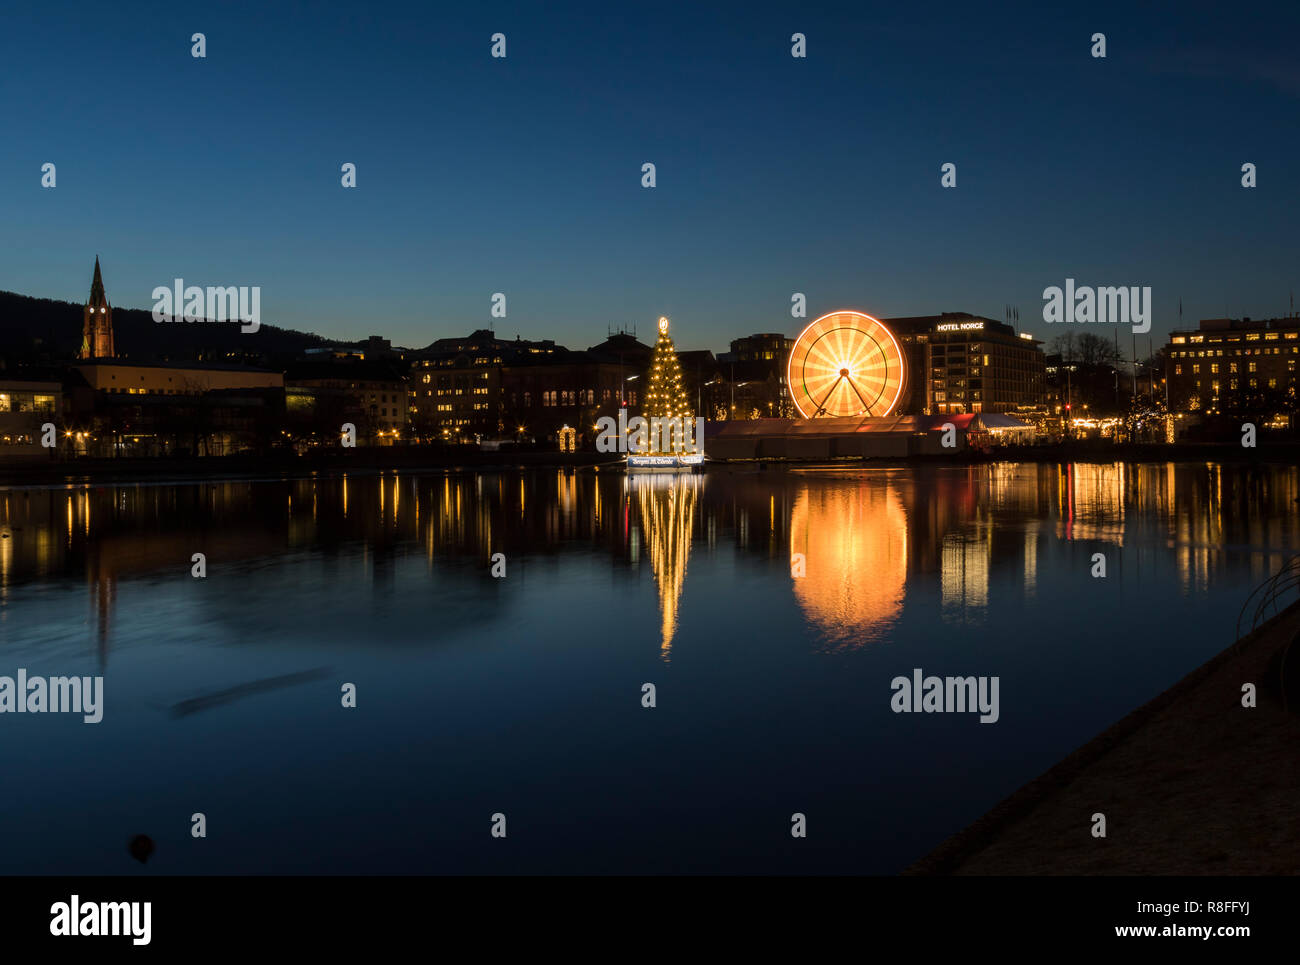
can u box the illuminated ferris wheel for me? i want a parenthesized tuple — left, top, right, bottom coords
(787, 311, 907, 418)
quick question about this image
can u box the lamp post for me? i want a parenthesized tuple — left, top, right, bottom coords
(700, 376, 721, 417)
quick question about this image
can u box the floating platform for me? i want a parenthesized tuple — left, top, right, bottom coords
(625, 452, 705, 471)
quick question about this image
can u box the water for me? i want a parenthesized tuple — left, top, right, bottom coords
(0, 462, 1296, 874)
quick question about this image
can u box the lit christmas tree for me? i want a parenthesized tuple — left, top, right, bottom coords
(641, 316, 694, 452)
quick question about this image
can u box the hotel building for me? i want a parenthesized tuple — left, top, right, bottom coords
(883, 313, 1047, 415)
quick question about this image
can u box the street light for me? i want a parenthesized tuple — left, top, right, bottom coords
(699, 376, 722, 414)
(731, 380, 751, 415)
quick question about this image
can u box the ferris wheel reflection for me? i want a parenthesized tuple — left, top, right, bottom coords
(789, 481, 908, 648)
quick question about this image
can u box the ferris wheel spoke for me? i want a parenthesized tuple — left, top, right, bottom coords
(844, 375, 872, 414)
(812, 373, 847, 415)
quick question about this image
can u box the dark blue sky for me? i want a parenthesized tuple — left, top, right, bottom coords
(2, 1, 1297, 351)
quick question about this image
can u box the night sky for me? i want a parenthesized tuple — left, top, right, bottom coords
(2, 0, 1297, 350)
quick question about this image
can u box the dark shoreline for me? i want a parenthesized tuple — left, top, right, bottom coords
(905, 597, 1300, 875)
(1, 440, 1297, 487)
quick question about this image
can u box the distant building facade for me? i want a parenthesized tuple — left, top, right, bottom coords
(1166, 316, 1300, 410)
(408, 330, 560, 442)
(716, 333, 795, 419)
(0, 379, 61, 458)
(74, 361, 283, 395)
(285, 358, 408, 443)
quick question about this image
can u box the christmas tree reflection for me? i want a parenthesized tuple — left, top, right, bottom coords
(632, 472, 701, 659)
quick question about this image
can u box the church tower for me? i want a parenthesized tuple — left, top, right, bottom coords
(80, 256, 115, 358)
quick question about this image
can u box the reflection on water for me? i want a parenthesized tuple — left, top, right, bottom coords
(631, 473, 701, 659)
(789, 480, 906, 647)
(1, 463, 1298, 658)
(1, 461, 1298, 874)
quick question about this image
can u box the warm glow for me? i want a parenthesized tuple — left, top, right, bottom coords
(788, 311, 907, 418)
(635, 473, 700, 659)
(789, 481, 907, 646)
(658, 316, 669, 334)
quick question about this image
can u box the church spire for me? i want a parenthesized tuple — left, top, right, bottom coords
(80, 256, 115, 358)
(89, 255, 106, 307)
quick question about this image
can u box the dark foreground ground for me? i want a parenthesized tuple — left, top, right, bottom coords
(906, 598, 1300, 875)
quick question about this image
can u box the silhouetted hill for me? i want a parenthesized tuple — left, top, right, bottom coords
(0, 290, 335, 365)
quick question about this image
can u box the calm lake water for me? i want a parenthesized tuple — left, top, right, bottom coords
(1, 462, 1297, 874)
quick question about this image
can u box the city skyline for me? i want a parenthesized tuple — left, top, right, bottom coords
(2, 2, 1298, 348)
(5, 256, 1292, 363)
